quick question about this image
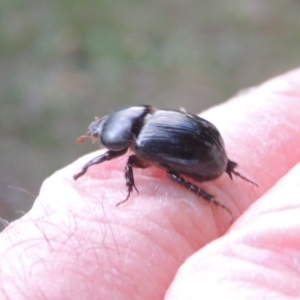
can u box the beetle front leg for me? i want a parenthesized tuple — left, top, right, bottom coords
(116, 155, 150, 206)
(166, 169, 233, 223)
(73, 148, 127, 180)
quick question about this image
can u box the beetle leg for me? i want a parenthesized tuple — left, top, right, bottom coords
(116, 155, 151, 206)
(166, 170, 233, 224)
(73, 148, 127, 180)
(226, 160, 258, 187)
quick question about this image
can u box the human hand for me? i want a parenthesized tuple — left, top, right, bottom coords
(1, 69, 300, 299)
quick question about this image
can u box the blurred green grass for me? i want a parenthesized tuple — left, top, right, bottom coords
(1, 0, 300, 229)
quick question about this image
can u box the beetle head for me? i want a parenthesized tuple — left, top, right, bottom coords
(77, 116, 107, 144)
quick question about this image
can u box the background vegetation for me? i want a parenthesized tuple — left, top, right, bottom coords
(1, 0, 300, 230)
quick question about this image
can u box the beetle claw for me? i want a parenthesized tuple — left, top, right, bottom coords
(231, 169, 258, 187)
(226, 160, 258, 187)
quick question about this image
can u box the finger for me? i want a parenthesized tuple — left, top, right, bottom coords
(201, 68, 300, 216)
(166, 162, 300, 299)
(1, 69, 300, 299)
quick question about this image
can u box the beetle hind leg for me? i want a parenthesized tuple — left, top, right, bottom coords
(226, 160, 258, 187)
(116, 155, 151, 206)
(166, 170, 233, 224)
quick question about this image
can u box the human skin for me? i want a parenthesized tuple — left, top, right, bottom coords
(1, 69, 300, 299)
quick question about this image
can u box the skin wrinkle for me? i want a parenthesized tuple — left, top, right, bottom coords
(228, 263, 300, 298)
(107, 215, 185, 266)
(98, 238, 168, 294)
(32, 212, 81, 255)
(216, 253, 292, 287)
(97, 169, 224, 248)
(168, 176, 233, 237)
(39, 143, 254, 296)
(0, 237, 33, 299)
(211, 170, 258, 226)
(33, 220, 56, 253)
(1, 241, 46, 299)
(31, 194, 179, 295)
(96, 211, 184, 296)
(241, 215, 300, 251)
(208, 179, 237, 226)
(207, 94, 300, 147)
(169, 195, 218, 245)
(252, 187, 300, 218)
(223, 244, 299, 286)
(1, 273, 29, 300)
(185, 247, 300, 298)
(32, 210, 81, 253)
(235, 242, 300, 277)
(8, 209, 116, 288)
(101, 202, 121, 256)
(197, 219, 299, 291)
(133, 188, 217, 248)
(229, 279, 298, 299)
(0, 243, 24, 279)
(167, 205, 212, 250)
(29, 278, 49, 300)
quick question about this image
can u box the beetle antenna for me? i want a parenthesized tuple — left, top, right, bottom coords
(77, 135, 88, 144)
(76, 130, 93, 144)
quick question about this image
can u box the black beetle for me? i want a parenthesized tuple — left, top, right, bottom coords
(74, 105, 257, 221)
